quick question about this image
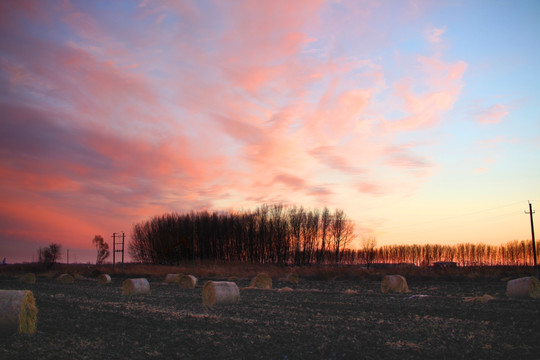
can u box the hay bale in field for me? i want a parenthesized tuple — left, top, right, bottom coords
(56, 273, 74, 284)
(286, 273, 299, 284)
(250, 273, 272, 289)
(202, 281, 240, 306)
(279, 287, 294, 292)
(344, 289, 359, 295)
(39, 270, 59, 279)
(122, 278, 150, 295)
(19, 273, 36, 284)
(0, 290, 38, 335)
(506, 276, 540, 299)
(381, 275, 409, 293)
(97, 274, 111, 284)
(164, 273, 182, 283)
(178, 275, 197, 289)
(73, 273, 86, 280)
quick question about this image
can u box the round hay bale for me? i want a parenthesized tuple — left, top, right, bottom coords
(506, 276, 540, 298)
(19, 273, 36, 284)
(381, 275, 409, 293)
(286, 273, 299, 284)
(97, 274, 111, 284)
(164, 273, 182, 283)
(178, 275, 197, 289)
(122, 278, 150, 295)
(202, 281, 240, 306)
(250, 273, 272, 289)
(56, 273, 74, 284)
(0, 290, 38, 335)
(90, 269, 102, 277)
(74, 273, 86, 280)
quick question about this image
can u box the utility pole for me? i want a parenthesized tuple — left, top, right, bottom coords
(67, 249, 69, 265)
(121, 232, 125, 266)
(525, 202, 537, 278)
(112, 232, 125, 271)
(112, 232, 116, 270)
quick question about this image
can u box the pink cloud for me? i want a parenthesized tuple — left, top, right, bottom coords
(274, 173, 307, 190)
(426, 26, 446, 43)
(382, 57, 467, 132)
(357, 181, 385, 196)
(476, 104, 509, 124)
(310, 146, 365, 174)
(0, 1, 475, 261)
(384, 144, 433, 172)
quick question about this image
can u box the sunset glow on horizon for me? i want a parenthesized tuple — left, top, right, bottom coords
(1, 0, 539, 263)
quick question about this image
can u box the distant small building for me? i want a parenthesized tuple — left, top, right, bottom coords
(433, 261, 457, 268)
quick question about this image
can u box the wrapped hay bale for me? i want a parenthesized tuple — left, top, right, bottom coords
(0, 290, 38, 335)
(122, 278, 150, 295)
(19, 273, 36, 284)
(56, 274, 74, 284)
(381, 275, 409, 293)
(164, 273, 182, 283)
(506, 276, 540, 299)
(178, 275, 197, 289)
(97, 274, 111, 284)
(250, 273, 272, 289)
(202, 281, 240, 306)
(286, 273, 299, 284)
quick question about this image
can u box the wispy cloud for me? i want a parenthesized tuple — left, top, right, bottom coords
(476, 104, 509, 124)
(0, 0, 478, 259)
(426, 26, 446, 44)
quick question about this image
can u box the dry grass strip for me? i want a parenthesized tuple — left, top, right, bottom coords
(464, 294, 495, 303)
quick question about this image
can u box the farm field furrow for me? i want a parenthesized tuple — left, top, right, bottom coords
(0, 276, 539, 360)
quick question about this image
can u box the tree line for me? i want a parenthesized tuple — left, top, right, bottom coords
(342, 240, 539, 266)
(128, 204, 355, 265)
(128, 203, 536, 267)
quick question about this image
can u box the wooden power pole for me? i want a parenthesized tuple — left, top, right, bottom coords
(525, 202, 537, 278)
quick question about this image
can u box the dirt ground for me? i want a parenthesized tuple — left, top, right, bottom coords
(1, 275, 539, 360)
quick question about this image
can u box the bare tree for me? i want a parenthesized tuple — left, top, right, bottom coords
(318, 207, 331, 264)
(330, 209, 355, 263)
(360, 237, 377, 268)
(38, 243, 62, 268)
(92, 235, 110, 265)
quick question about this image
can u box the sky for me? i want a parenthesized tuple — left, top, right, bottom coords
(1, 0, 539, 264)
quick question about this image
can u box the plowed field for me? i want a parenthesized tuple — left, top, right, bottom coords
(1, 276, 539, 359)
